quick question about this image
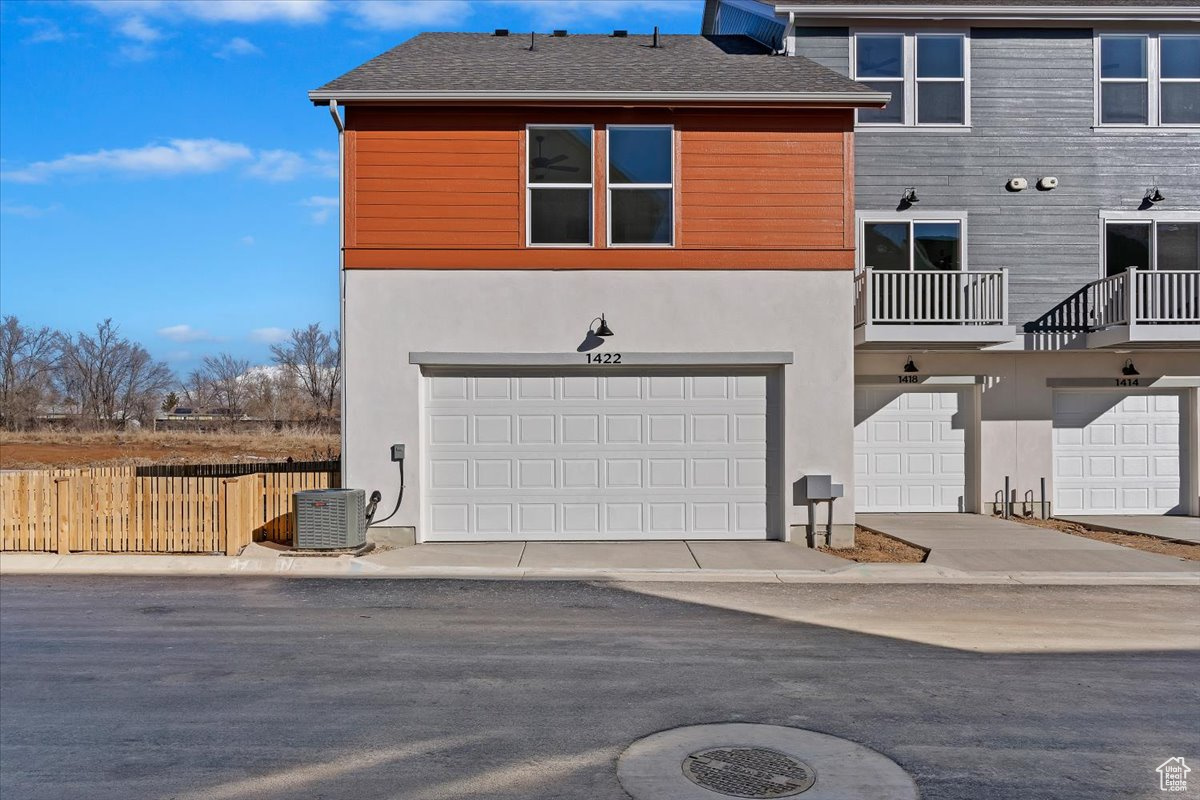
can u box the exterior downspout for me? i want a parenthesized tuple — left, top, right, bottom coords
(328, 100, 346, 489)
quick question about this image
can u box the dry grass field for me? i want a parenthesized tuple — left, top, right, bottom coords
(0, 429, 339, 469)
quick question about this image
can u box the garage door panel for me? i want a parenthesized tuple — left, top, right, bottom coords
(1053, 391, 1182, 515)
(425, 372, 772, 540)
(854, 388, 967, 513)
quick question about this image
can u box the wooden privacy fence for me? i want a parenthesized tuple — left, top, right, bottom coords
(0, 464, 339, 554)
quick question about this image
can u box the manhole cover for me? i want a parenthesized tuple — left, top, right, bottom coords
(681, 746, 815, 798)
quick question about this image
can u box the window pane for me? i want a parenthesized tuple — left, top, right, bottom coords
(528, 127, 591, 184)
(1161, 82, 1200, 125)
(857, 80, 904, 124)
(1157, 223, 1200, 271)
(917, 36, 963, 78)
(1161, 36, 1200, 79)
(857, 35, 903, 78)
(610, 189, 672, 245)
(530, 189, 590, 244)
(1100, 36, 1147, 79)
(914, 222, 961, 271)
(917, 82, 965, 124)
(1105, 223, 1151, 275)
(1101, 82, 1148, 124)
(863, 223, 910, 270)
(609, 128, 672, 184)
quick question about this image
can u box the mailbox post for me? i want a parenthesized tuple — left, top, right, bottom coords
(794, 475, 844, 548)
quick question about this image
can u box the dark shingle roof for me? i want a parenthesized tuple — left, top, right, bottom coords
(782, 0, 1195, 5)
(309, 33, 886, 104)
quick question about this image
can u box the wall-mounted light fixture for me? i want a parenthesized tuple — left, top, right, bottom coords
(590, 314, 614, 337)
(1122, 359, 1139, 376)
(903, 356, 919, 373)
(1145, 187, 1165, 204)
(901, 187, 920, 206)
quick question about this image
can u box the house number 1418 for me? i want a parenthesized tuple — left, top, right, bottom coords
(586, 353, 622, 364)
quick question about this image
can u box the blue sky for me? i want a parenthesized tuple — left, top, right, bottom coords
(0, 0, 702, 373)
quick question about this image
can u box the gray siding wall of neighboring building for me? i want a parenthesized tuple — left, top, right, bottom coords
(791, 25, 1200, 330)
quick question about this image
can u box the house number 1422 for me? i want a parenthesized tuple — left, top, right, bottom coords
(586, 353, 622, 364)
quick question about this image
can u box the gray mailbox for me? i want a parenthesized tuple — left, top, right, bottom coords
(794, 474, 844, 548)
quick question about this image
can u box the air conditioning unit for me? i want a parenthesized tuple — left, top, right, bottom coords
(294, 488, 366, 550)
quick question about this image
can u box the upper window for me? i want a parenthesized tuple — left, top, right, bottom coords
(607, 126, 674, 246)
(1105, 220, 1200, 275)
(854, 32, 968, 127)
(861, 219, 964, 271)
(1098, 34, 1200, 126)
(527, 125, 593, 246)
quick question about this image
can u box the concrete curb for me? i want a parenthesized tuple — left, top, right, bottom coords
(1, 552, 1197, 584)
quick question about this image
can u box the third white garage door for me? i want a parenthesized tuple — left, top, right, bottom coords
(854, 387, 968, 512)
(1053, 391, 1183, 515)
(423, 371, 774, 541)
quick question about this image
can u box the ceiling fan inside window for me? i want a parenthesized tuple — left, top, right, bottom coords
(531, 135, 580, 180)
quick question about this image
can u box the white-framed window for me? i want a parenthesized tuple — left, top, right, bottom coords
(1096, 33, 1200, 127)
(857, 212, 967, 271)
(1102, 214, 1200, 276)
(606, 125, 674, 247)
(852, 31, 969, 127)
(526, 124, 593, 246)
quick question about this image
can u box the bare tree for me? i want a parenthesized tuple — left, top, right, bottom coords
(0, 315, 59, 430)
(270, 324, 341, 421)
(56, 319, 174, 427)
(194, 353, 252, 418)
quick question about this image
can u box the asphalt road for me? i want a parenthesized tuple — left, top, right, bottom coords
(1, 577, 1197, 800)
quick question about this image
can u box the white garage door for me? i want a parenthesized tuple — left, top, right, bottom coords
(854, 388, 967, 512)
(423, 371, 773, 541)
(1053, 391, 1182, 515)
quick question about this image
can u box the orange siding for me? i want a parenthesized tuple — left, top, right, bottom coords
(345, 107, 854, 269)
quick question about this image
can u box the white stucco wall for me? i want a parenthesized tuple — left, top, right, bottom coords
(345, 269, 857, 541)
(855, 350, 1200, 516)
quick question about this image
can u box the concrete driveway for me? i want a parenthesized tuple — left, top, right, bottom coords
(1, 578, 1198, 800)
(1056, 515, 1200, 545)
(857, 513, 1199, 573)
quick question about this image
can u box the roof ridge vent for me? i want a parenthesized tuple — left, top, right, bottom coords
(612, 29, 628, 38)
(553, 29, 568, 37)
(494, 28, 508, 37)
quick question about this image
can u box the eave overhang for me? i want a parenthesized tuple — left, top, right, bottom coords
(772, 4, 1200, 22)
(307, 89, 890, 108)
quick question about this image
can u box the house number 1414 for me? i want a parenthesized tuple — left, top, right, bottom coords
(586, 353, 622, 364)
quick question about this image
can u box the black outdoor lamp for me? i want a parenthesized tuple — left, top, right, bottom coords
(903, 356, 919, 373)
(1122, 359, 1139, 376)
(590, 314, 614, 337)
(1145, 187, 1165, 204)
(902, 187, 920, 205)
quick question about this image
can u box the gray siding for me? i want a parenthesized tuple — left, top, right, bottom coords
(793, 27, 850, 73)
(827, 27, 1200, 329)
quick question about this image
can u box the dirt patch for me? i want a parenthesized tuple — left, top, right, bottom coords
(0, 430, 339, 469)
(820, 526, 928, 563)
(1014, 516, 1200, 561)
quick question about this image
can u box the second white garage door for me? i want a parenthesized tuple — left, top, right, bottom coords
(423, 371, 774, 541)
(854, 387, 968, 512)
(1053, 391, 1182, 515)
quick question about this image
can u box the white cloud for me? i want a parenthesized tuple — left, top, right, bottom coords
(3, 140, 335, 185)
(301, 195, 339, 224)
(84, 0, 332, 25)
(347, 0, 472, 29)
(158, 324, 214, 343)
(1, 139, 252, 183)
(118, 16, 163, 43)
(0, 202, 61, 218)
(249, 327, 290, 344)
(20, 17, 67, 44)
(215, 36, 263, 59)
(240, 235, 256, 246)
